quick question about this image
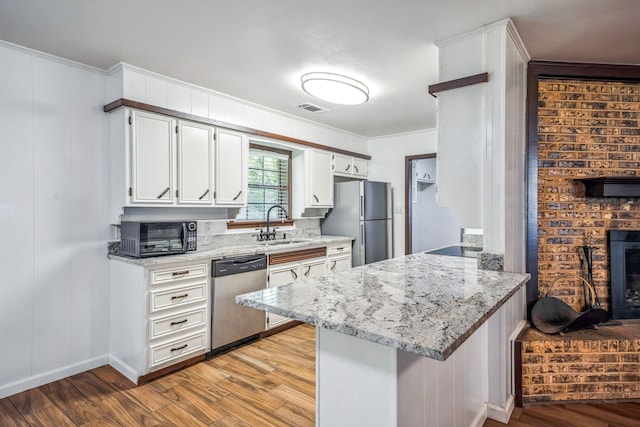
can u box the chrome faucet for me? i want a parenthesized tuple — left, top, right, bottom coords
(259, 204, 288, 241)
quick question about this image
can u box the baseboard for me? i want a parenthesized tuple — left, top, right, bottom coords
(469, 404, 488, 427)
(108, 355, 139, 385)
(0, 355, 109, 399)
(486, 395, 515, 424)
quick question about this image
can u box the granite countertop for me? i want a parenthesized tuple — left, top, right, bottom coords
(108, 235, 353, 267)
(237, 252, 530, 361)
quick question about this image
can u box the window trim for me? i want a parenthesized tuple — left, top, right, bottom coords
(227, 143, 293, 229)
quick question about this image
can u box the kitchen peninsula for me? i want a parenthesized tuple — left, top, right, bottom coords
(238, 252, 530, 427)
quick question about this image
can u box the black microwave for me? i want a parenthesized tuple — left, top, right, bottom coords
(120, 221, 197, 258)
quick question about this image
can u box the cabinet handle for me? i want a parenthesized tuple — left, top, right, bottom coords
(233, 190, 242, 201)
(171, 293, 189, 300)
(331, 260, 337, 271)
(335, 247, 344, 251)
(170, 319, 188, 326)
(304, 266, 311, 277)
(172, 271, 189, 276)
(423, 173, 427, 178)
(353, 165, 359, 173)
(290, 269, 298, 280)
(198, 189, 210, 200)
(157, 187, 170, 199)
(170, 344, 188, 352)
(345, 164, 351, 171)
(313, 194, 319, 203)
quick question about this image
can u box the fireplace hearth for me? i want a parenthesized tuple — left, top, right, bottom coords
(609, 230, 640, 319)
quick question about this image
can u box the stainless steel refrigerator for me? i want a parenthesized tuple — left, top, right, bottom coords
(321, 181, 392, 266)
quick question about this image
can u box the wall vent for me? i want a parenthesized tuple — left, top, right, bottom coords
(297, 102, 329, 113)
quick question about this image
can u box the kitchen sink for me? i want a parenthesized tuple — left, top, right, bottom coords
(258, 239, 312, 246)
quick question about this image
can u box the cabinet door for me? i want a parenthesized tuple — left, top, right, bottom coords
(215, 129, 248, 206)
(424, 157, 436, 183)
(352, 158, 368, 178)
(301, 258, 326, 279)
(333, 153, 352, 176)
(306, 149, 333, 207)
(328, 255, 351, 273)
(177, 121, 214, 204)
(130, 110, 175, 204)
(267, 265, 301, 328)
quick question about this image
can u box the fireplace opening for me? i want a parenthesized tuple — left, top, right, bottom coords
(609, 230, 640, 319)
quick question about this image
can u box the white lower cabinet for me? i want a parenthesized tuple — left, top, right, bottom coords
(267, 253, 327, 329)
(327, 243, 352, 273)
(110, 260, 210, 384)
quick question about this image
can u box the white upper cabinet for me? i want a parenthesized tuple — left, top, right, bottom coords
(415, 157, 436, 184)
(177, 121, 214, 204)
(130, 110, 175, 204)
(332, 153, 368, 178)
(305, 149, 333, 208)
(333, 153, 352, 175)
(215, 129, 248, 206)
(352, 157, 368, 178)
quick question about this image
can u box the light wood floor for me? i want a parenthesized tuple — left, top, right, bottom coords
(0, 324, 316, 426)
(2, 323, 640, 426)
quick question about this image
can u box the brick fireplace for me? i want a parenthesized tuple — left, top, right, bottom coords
(519, 63, 640, 405)
(537, 78, 640, 313)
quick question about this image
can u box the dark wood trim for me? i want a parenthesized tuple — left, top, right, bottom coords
(427, 72, 488, 98)
(227, 219, 294, 230)
(525, 61, 640, 317)
(514, 338, 523, 407)
(268, 247, 327, 265)
(137, 353, 206, 384)
(404, 153, 437, 255)
(104, 98, 371, 160)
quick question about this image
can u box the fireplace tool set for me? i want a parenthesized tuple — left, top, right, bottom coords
(531, 232, 610, 334)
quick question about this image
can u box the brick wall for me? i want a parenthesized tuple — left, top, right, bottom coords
(519, 322, 640, 403)
(538, 79, 640, 312)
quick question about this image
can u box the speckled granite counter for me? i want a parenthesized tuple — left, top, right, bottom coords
(108, 235, 353, 267)
(237, 252, 529, 361)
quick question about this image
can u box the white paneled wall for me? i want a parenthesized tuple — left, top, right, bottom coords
(0, 42, 110, 398)
(107, 63, 368, 154)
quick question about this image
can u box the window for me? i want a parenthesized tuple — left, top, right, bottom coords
(234, 144, 291, 224)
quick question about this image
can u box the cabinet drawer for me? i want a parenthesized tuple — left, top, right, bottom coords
(151, 264, 207, 285)
(149, 331, 206, 368)
(328, 255, 352, 273)
(328, 244, 351, 256)
(150, 282, 207, 312)
(150, 307, 206, 340)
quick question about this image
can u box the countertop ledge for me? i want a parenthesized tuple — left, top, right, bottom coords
(107, 235, 354, 267)
(237, 252, 529, 361)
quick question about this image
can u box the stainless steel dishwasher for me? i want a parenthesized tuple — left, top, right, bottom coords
(211, 254, 267, 351)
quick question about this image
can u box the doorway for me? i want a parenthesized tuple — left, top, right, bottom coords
(404, 154, 462, 255)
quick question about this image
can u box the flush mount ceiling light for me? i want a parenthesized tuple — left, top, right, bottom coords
(301, 72, 369, 105)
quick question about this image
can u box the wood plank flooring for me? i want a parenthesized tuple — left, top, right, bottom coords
(0, 324, 315, 427)
(2, 323, 640, 426)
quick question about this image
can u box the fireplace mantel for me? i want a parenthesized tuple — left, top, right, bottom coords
(576, 176, 640, 198)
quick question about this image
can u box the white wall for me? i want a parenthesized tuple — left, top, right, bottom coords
(411, 183, 461, 252)
(0, 42, 111, 398)
(368, 129, 437, 257)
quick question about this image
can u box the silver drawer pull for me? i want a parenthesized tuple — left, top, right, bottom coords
(353, 165, 359, 173)
(331, 261, 337, 271)
(304, 266, 311, 277)
(233, 190, 242, 201)
(157, 187, 170, 199)
(335, 247, 344, 251)
(313, 194, 319, 203)
(170, 319, 188, 326)
(291, 269, 298, 280)
(172, 270, 189, 276)
(198, 189, 210, 200)
(170, 344, 188, 352)
(171, 293, 189, 300)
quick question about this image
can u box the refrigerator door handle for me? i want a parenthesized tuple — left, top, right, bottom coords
(360, 222, 365, 264)
(360, 194, 364, 220)
(386, 183, 393, 219)
(387, 219, 393, 259)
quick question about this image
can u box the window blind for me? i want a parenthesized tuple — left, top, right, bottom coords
(236, 146, 290, 221)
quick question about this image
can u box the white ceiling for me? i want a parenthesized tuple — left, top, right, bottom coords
(0, 0, 639, 137)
